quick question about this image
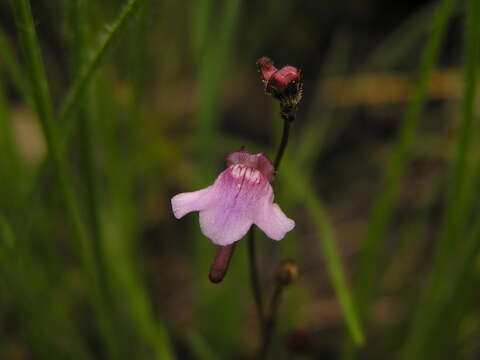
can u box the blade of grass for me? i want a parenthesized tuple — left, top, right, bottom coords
(294, 30, 352, 175)
(192, 1, 243, 354)
(184, 330, 220, 360)
(359, 1, 452, 72)
(191, 0, 214, 60)
(0, 28, 31, 102)
(283, 167, 364, 345)
(344, 0, 455, 353)
(0, 73, 24, 207)
(10, 0, 122, 357)
(401, 0, 479, 356)
(69, 1, 124, 356)
(0, 214, 93, 359)
(58, 0, 145, 124)
(20, 0, 148, 246)
(91, 5, 175, 356)
(196, 0, 241, 182)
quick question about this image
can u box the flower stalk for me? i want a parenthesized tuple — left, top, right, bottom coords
(248, 57, 303, 358)
(259, 260, 299, 359)
(248, 228, 264, 319)
(274, 118, 292, 171)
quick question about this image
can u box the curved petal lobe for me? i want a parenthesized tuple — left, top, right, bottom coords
(255, 194, 295, 241)
(171, 187, 214, 219)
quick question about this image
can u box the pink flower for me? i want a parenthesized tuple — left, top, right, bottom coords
(171, 151, 295, 246)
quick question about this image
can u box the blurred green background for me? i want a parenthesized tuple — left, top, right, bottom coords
(1, 0, 480, 358)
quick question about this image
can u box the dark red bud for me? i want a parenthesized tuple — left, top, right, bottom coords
(257, 56, 278, 86)
(256, 57, 303, 121)
(209, 244, 237, 283)
(266, 66, 302, 100)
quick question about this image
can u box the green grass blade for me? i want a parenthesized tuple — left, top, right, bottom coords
(184, 330, 220, 360)
(0, 28, 30, 102)
(0, 74, 23, 194)
(58, 0, 145, 125)
(10, 0, 122, 357)
(191, 0, 214, 59)
(196, 0, 242, 181)
(359, 1, 447, 72)
(350, 0, 456, 333)
(401, 0, 480, 356)
(21, 0, 147, 232)
(429, 0, 480, 275)
(69, 1, 123, 356)
(283, 167, 364, 345)
(294, 31, 352, 174)
(192, 3, 245, 352)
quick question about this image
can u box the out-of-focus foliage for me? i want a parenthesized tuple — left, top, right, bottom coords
(1, 0, 479, 359)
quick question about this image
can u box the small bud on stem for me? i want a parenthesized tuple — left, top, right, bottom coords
(256, 56, 303, 122)
(275, 259, 299, 286)
(209, 244, 237, 283)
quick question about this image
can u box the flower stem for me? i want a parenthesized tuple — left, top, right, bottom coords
(259, 282, 284, 359)
(248, 228, 264, 321)
(248, 108, 295, 356)
(273, 116, 293, 171)
(248, 112, 295, 359)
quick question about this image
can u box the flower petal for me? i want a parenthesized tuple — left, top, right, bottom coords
(197, 167, 269, 245)
(171, 187, 214, 219)
(171, 150, 295, 245)
(199, 207, 253, 246)
(254, 189, 295, 240)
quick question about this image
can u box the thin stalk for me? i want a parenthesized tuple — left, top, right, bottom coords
(259, 282, 284, 359)
(273, 119, 292, 171)
(249, 109, 295, 355)
(248, 228, 264, 321)
(10, 0, 120, 357)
